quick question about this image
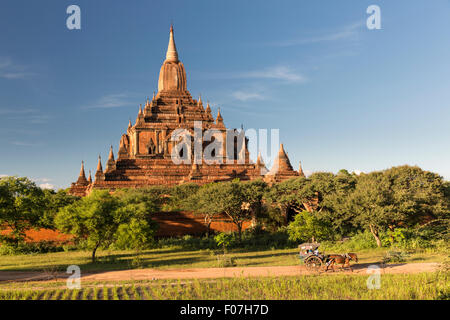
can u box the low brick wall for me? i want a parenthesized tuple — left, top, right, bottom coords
(153, 211, 252, 237)
(1, 212, 252, 242)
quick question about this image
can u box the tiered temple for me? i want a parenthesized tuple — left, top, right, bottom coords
(69, 26, 302, 196)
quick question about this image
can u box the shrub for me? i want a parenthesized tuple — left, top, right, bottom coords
(382, 250, 409, 264)
(0, 241, 65, 255)
(216, 255, 236, 268)
(214, 232, 235, 251)
(287, 211, 334, 243)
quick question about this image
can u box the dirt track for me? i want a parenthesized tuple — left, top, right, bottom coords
(0, 262, 439, 283)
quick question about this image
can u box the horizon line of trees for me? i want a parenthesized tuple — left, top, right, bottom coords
(1, 165, 449, 261)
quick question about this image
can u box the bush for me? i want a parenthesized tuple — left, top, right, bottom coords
(287, 211, 334, 243)
(321, 231, 379, 252)
(216, 254, 237, 268)
(382, 250, 409, 264)
(214, 232, 235, 251)
(0, 241, 65, 255)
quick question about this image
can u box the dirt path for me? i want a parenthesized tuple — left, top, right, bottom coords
(0, 262, 440, 283)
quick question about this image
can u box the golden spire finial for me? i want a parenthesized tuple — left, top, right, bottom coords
(165, 24, 179, 62)
(79, 160, 86, 178)
(96, 155, 103, 173)
(108, 145, 114, 161)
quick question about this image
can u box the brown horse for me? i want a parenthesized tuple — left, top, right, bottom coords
(325, 253, 358, 272)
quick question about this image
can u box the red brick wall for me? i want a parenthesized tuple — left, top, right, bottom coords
(1, 212, 252, 242)
(153, 211, 252, 237)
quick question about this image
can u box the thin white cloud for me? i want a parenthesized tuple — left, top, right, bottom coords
(352, 170, 364, 175)
(0, 108, 51, 124)
(0, 57, 34, 79)
(10, 141, 39, 146)
(0, 108, 37, 115)
(198, 66, 307, 83)
(0, 174, 8, 178)
(268, 21, 364, 47)
(238, 66, 307, 83)
(83, 93, 133, 109)
(231, 90, 265, 102)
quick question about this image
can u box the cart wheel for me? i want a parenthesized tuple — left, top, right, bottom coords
(305, 256, 323, 270)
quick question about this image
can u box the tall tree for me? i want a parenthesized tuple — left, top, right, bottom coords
(0, 176, 45, 244)
(192, 180, 262, 240)
(55, 190, 122, 262)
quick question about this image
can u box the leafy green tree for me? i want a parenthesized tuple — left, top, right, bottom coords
(189, 183, 221, 237)
(240, 179, 267, 226)
(346, 166, 449, 247)
(287, 210, 333, 243)
(214, 232, 234, 252)
(40, 189, 79, 229)
(113, 190, 159, 250)
(55, 190, 122, 262)
(167, 183, 200, 210)
(345, 171, 396, 247)
(192, 180, 260, 241)
(0, 176, 45, 244)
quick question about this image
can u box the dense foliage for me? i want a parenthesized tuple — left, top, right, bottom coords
(0, 164, 448, 256)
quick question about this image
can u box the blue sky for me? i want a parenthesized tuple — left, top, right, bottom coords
(0, 0, 449, 189)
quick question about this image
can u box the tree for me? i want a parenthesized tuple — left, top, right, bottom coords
(189, 183, 221, 237)
(240, 180, 267, 227)
(40, 189, 79, 229)
(55, 190, 121, 262)
(0, 176, 45, 244)
(346, 166, 450, 247)
(113, 190, 159, 250)
(192, 180, 259, 241)
(345, 172, 395, 247)
(287, 210, 333, 243)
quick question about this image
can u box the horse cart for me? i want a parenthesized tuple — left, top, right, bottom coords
(298, 243, 358, 272)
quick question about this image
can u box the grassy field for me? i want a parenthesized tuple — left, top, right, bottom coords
(0, 272, 448, 300)
(0, 246, 448, 272)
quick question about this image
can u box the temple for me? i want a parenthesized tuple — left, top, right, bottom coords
(69, 26, 304, 197)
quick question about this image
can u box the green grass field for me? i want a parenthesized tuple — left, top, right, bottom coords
(0, 246, 447, 272)
(0, 272, 448, 300)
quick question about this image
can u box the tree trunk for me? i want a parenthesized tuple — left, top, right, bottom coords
(206, 222, 211, 238)
(237, 223, 242, 242)
(92, 243, 100, 263)
(369, 224, 382, 247)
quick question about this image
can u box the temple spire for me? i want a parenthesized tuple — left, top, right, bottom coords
(87, 170, 92, 184)
(79, 161, 86, 179)
(165, 25, 179, 62)
(96, 155, 103, 174)
(108, 145, 115, 161)
(216, 108, 223, 123)
(256, 152, 264, 166)
(76, 160, 88, 185)
(298, 161, 305, 177)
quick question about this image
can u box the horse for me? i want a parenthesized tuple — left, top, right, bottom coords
(325, 253, 358, 272)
